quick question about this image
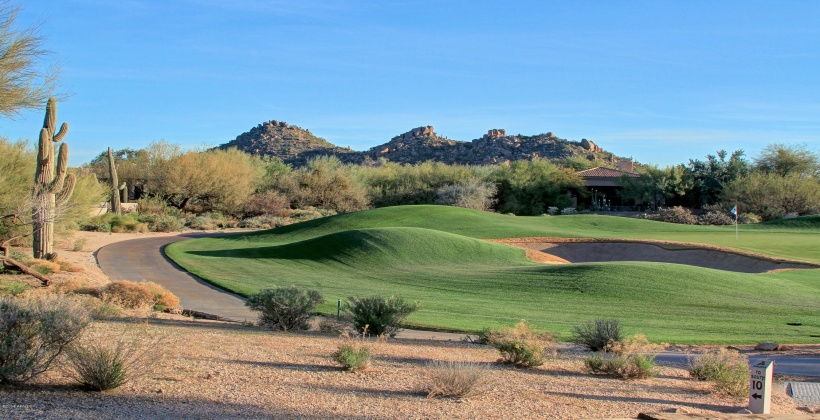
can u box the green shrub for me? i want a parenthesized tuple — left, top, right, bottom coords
(245, 287, 323, 331)
(572, 318, 622, 352)
(584, 353, 657, 380)
(332, 341, 371, 371)
(345, 295, 419, 337)
(109, 215, 146, 233)
(0, 295, 91, 384)
(425, 361, 488, 399)
(484, 320, 554, 368)
(78, 218, 111, 232)
(649, 206, 697, 224)
(582, 334, 660, 380)
(739, 212, 762, 224)
(138, 214, 183, 232)
(0, 280, 30, 296)
(688, 348, 749, 397)
(72, 238, 87, 252)
(63, 329, 159, 391)
(186, 216, 216, 230)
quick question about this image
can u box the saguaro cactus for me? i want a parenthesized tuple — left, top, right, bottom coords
(107, 147, 124, 215)
(32, 97, 75, 260)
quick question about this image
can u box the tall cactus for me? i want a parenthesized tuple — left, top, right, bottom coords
(107, 147, 124, 215)
(32, 97, 75, 260)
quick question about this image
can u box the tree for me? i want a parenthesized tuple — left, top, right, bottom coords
(686, 149, 748, 207)
(754, 143, 819, 178)
(0, 1, 59, 118)
(617, 165, 693, 210)
(494, 159, 583, 215)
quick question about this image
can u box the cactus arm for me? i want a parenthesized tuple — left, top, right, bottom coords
(44, 97, 57, 133)
(53, 122, 69, 142)
(37, 128, 51, 164)
(56, 173, 76, 207)
(49, 142, 69, 193)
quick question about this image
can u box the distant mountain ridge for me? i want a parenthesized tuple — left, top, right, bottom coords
(219, 120, 621, 166)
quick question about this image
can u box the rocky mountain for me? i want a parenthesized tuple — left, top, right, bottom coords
(220, 121, 618, 166)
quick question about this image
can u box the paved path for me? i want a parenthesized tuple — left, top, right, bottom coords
(97, 233, 257, 323)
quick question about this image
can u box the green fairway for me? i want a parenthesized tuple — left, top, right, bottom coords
(166, 205, 820, 343)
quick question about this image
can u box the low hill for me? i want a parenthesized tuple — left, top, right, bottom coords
(218, 122, 620, 166)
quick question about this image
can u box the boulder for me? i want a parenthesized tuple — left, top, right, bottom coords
(754, 342, 780, 351)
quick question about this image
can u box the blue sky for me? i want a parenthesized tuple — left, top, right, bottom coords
(2, 0, 819, 167)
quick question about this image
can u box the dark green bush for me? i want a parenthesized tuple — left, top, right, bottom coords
(246, 287, 324, 331)
(0, 295, 90, 384)
(345, 295, 419, 337)
(572, 319, 622, 352)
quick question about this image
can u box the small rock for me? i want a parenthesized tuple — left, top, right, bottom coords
(736, 408, 753, 414)
(662, 407, 690, 413)
(755, 342, 780, 351)
(726, 345, 742, 351)
(778, 345, 794, 351)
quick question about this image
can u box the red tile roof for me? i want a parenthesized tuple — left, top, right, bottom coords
(576, 167, 638, 178)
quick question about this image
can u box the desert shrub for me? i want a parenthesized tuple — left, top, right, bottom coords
(100, 281, 178, 312)
(425, 361, 488, 399)
(688, 348, 749, 397)
(332, 340, 371, 371)
(136, 196, 175, 216)
(345, 295, 419, 337)
(435, 178, 498, 211)
(137, 214, 183, 232)
(72, 238, 87, 252)
(109, 215, 146, 233)
(26, 259, 61, 275)
(63, 328, 161, 391)
(739, 212, 762, 224)
(0, 295, 91, 384)
(698, 204, 734, 226)
(289, 207, 337, 221)
(139, 282, 181, 312)
(649, 206, 697, 224)
(241, 190, 290, 218)
(572, 318, 622, 352)
(484, 320, 555, 368)
(583, 334, 661, 380)
(56, 259, 83, 273)
(317, 317, 348, 334)
(560, 207, 577, 215)
(547, 206, 559, 215)
(186, 216, 216, 230)
(0, 280, 30, 296)
(245, 287, 323, 331)
(238, 217, 265, 229)
(78, 218, 111, 232)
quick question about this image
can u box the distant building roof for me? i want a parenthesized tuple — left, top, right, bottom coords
(576, 167, 638, 178)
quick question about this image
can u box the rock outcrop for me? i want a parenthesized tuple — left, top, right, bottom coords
(219, 121, 618, 167)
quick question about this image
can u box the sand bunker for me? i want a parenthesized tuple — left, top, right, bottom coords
(492, 238, 819, 274)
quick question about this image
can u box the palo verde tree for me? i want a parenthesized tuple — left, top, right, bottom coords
(0, 1, 59, 117)
(32, 97, 74, 261)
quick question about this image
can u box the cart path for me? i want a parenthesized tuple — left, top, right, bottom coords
(97, 233, 257, 323)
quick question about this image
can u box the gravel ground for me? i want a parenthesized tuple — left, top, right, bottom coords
(0, 316, 808, 419)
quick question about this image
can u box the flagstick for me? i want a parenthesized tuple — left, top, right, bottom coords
(735, 205, 738, 240)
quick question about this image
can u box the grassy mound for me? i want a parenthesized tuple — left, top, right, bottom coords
(166, 207, 820, 343)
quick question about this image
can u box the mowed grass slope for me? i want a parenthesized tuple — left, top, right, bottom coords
(166, 206, 820, 343)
